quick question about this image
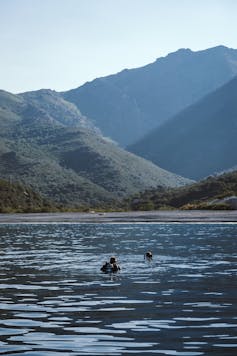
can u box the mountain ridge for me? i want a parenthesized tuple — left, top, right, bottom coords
(62, 45, 237, 146)
(128, 75, 237, 179)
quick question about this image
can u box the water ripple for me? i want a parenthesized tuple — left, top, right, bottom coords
(0, 223, 237, 354)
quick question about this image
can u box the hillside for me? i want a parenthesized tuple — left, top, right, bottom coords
(63, 45, 237, 146)
(129, 76, 237, 180)
(126, 171, 237, 211)
(0, 178, 55, 213)
(0, 90, 190, 209)
(20, 89, 97, 132)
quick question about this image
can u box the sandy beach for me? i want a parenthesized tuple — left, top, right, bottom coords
(0, 210, 237, 224)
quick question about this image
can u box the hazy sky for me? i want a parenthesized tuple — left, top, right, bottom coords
(0, 0, 236, 93)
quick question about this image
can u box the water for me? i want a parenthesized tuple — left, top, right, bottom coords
(0, 223, 237, 355)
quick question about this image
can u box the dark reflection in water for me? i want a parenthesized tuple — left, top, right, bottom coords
(0, 223, 237, 355)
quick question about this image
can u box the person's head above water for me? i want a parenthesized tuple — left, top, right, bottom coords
(145, 251, 152, 259)
(101, 256, 120, 273)
(110, 256, 117, 264)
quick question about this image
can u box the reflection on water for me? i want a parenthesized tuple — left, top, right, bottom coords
(0, 223, 237, 355)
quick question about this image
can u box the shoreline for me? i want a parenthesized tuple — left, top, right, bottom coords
(0, 210, 237, 224)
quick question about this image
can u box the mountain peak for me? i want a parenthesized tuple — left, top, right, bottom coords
(169, 48, 193, 56)
(163, 45, 233, 60)
(156, 48, 192, 62)
(207, 45, 230, 51)
(22, 88, 57, 97)
(201, 45, 236, 56)
(63, 44, 237, 146)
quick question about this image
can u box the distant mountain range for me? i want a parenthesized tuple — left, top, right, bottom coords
(0, 89, 189, 208)
(129, 76, 237, 180)
(1, 44, 237, 210)
(63, 45, 237, 146)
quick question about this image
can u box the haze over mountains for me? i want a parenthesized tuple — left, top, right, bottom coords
(63, 45, 237, 147)
(129, 76, 237, 180)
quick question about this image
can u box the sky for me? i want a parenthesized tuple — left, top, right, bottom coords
(0, 0, 236, 93)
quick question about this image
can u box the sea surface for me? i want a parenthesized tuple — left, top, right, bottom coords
(0, 223, 237, 355)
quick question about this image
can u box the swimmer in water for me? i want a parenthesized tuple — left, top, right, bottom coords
(144, 251, 153, 260)
(101, 256, 120, 273)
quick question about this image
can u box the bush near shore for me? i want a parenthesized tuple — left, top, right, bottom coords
(0, 179, 55, 213)
(125, 171, 237, 211)
(2, 170, 237, 213)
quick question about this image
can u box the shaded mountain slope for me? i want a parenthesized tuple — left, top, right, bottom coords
(0, 90, 190, 208)
(63, 45, 237, 146)
(129, 76, 237, 180)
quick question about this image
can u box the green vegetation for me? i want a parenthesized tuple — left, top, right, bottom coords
(125, 171, 237, 211)
(0, 89, 190, 211)
(0, 178, 55, 213)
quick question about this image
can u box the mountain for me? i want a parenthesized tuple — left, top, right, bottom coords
(62, 45, 237, 146)
(0, 90, 190, 209)
(129, 76, 237, 180)
(0, 178, 55, 213)
(125, 170, 237, 211)
(20, 89, 96, 132)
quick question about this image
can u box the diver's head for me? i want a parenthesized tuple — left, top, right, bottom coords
(145, 251, 152, 259)
(110, 256, 116, 264)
